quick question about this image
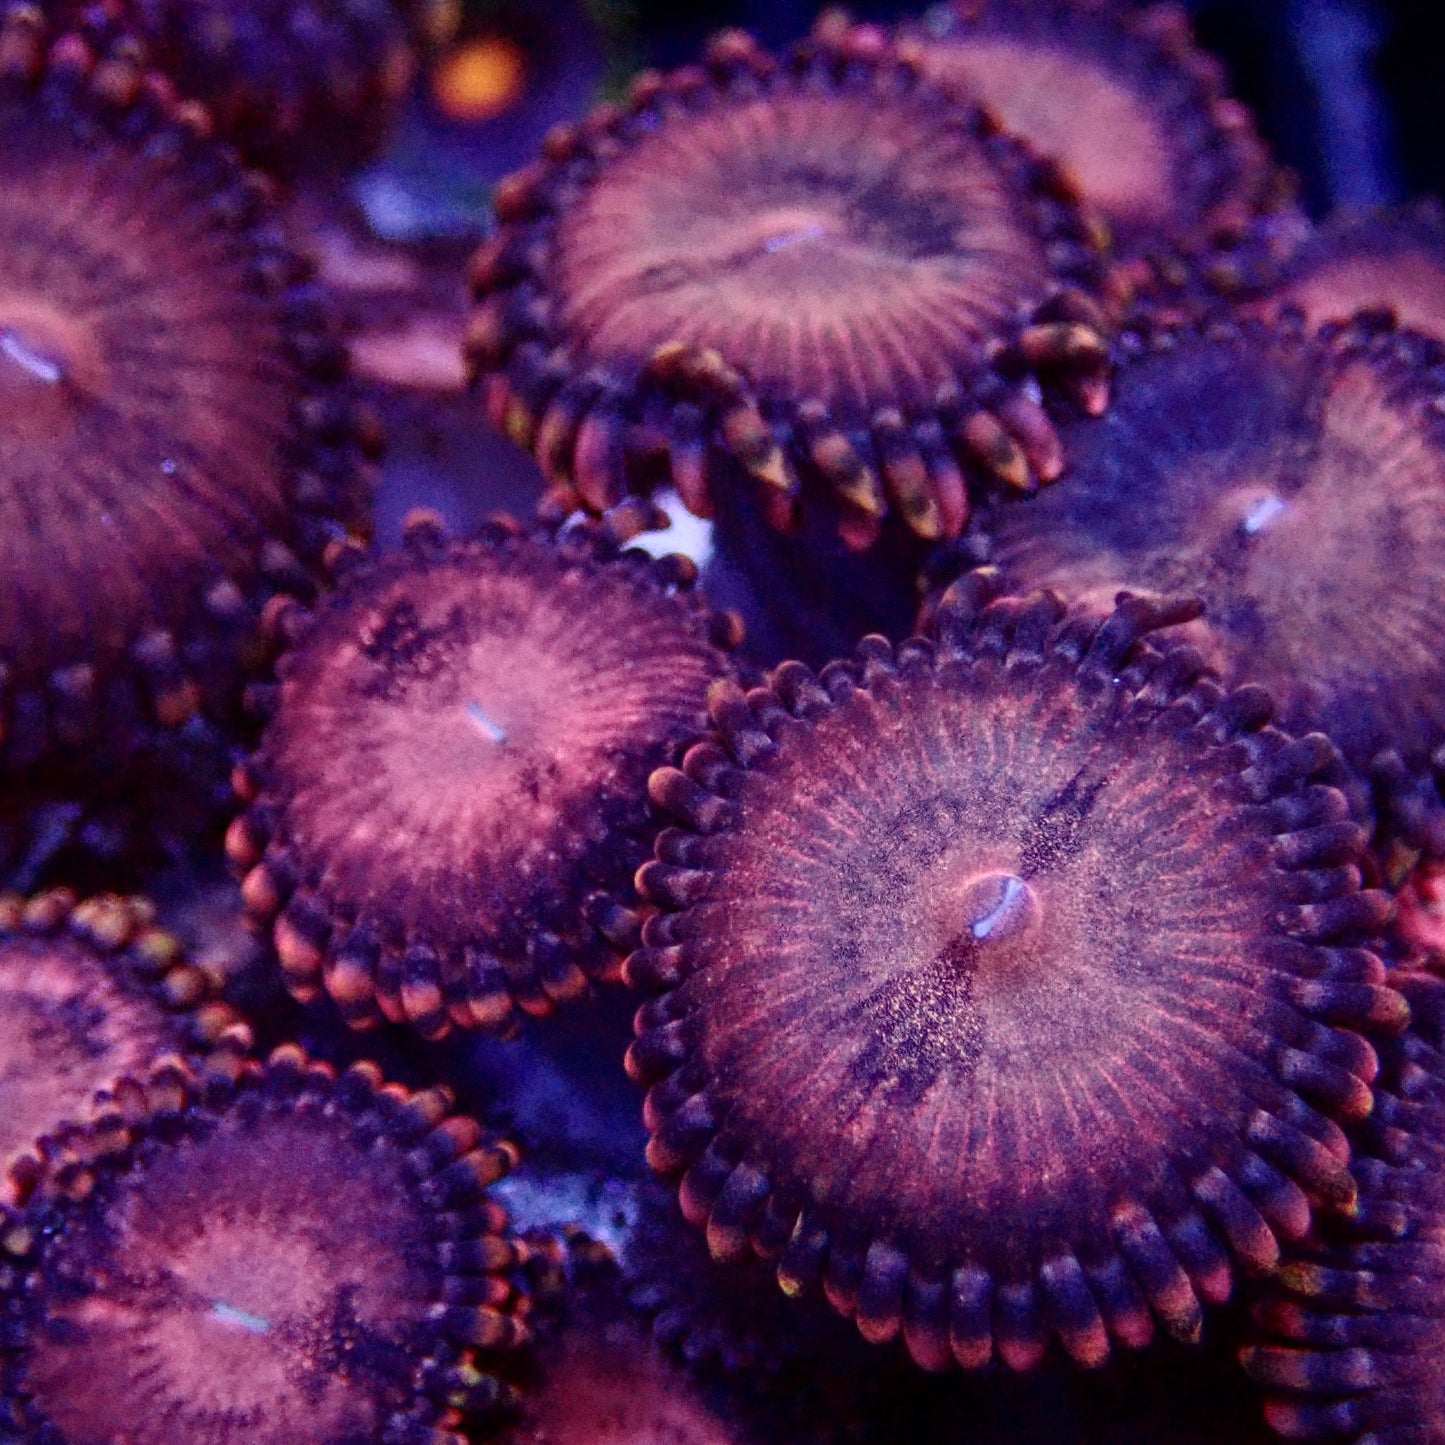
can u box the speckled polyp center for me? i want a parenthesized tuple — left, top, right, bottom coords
(990, 326, 1445, 774)
(686, 665, 1293, 1254)
(270, 543, 721, 945)
(553, 87, 1054, 418)
(0, 936, 172, 1207)
(0, 94, 294, 678)
(21, 1108, 434, 1445)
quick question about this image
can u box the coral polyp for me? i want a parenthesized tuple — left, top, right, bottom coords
(466, 21, 1112, 551)
(1262, 201, 1445, 344)
(0, 7, 373, 774)
(0, 888, 248, 1210)
(228, 511, 739, 1037)
(0, 1046, 527, 1445)
(627, 582, 1401, 1372)
(910, 0, 1285, 261)
(41, 0, 418, 168)
(983, 314, 1445, 852)
(623, 1181, 863, 1384)
(504, 1234, 760, 1445)
(1243, 971, 1445, 1441)
(2, 2, 1439, 1439)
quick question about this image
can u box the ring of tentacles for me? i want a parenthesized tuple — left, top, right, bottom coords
(0, 1045, 527, 1445)
(980, 312, 1445, 855)
(907, 0, 1284, 260)
(0, 6, 374, 771)
(1244, 966, 1445, 1441)
(625, 580, 1403, 1373)
(227, 511, 739, 1038)
(465, 21, 1113, 551)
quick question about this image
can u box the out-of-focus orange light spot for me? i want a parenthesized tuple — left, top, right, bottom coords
(432, 36, 527, 123)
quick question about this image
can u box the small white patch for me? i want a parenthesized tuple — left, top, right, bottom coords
(493, 1173, 640, 1261)
(209, 1302, 271, 1335)
(763, 221, 826, 254)
(628, 489, 716, 570)
(465, 701, 507, 743)
(1243, 495, 1287, 534)
(972, 876, 1026, 940)
(0, 329, 62, 385)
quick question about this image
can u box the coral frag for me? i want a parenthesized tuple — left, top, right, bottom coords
(4, 1, 1445, 1442)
